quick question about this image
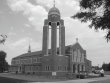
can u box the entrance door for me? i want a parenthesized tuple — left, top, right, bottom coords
(22, 65, 25, 73)
(82, 65, 83, 71)
(19, 66, 21, 73)
(78, 64, 80, 73)
(73, 64, 75, 73)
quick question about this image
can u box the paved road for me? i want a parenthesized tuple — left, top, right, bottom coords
(89, 79, 110, 83)
(0, 73, 110, 83)
(0, 77, 27, 83)
(32, 75, 110, 83)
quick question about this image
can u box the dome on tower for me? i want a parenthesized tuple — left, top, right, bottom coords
(48, 6, 60, 16)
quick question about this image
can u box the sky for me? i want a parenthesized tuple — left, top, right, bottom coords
(0, 0, 110, 66)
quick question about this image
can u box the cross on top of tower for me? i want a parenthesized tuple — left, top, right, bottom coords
(48, 0, 60, 16)
(53, 0, 55, 7)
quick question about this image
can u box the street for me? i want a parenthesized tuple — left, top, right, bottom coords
(0, 73, 110, 83)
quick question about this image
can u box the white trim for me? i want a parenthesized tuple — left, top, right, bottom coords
(58, 55, 63, 56)
(40, 71, 68, 72)
(44, 54, 48, 56)
(48, 13, 60, 16)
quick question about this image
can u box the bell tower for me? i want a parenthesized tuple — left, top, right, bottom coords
(41, 1, 68, 76)
(42, 3, 65, 57)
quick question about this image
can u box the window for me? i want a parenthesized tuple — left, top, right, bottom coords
(58, 66, 62, 70)
(73, 50, 77, 62)
(45, 66, 50, 71)
(77, 49, 81, 62)
(32, 58, 37, 63)
(48, 66, 50, 71)
(65, 66, 67, 71)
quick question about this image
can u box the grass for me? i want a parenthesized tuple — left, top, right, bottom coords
(0, 76, 28, 83)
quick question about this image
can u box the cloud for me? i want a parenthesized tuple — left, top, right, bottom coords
(24, 24, 31, 27)
(7, 0, 48, 31)
(8, 37, 33, 48)
(65, 0, 80, 11)
(7, 37, 41, 51)
(7, 0, 81, 31)
(3, 37, 42, 64)
(8, 32, 16, 36)
(64, 17, 106, 39)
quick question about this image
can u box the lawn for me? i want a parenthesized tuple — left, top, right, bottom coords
(0, 76, 28, 83)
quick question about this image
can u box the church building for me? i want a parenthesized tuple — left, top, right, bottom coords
(10, 3, 92, 77)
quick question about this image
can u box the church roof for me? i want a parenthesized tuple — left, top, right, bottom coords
(13, 51, 42, 60)
(65, 42, 86, 55)
(66, 43, 83, 50)
(48, 6, 60, 15)
(13, 42, 86, 60)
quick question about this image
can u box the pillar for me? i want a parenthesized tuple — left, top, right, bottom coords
(51, 22, 57, 56)
(59, 19, 65, 56)
(59, 24, 61, 55)
(80, 65, 82, 72)
(83, 65, 85, 71)
(42, 19, 49, 56)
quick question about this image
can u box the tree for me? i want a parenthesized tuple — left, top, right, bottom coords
(102, 63, 110, 71)
(0, 34, 8, 72)
(102, 63, 107, 71)
(0, 35, 7, 45)
(0, 51, 9, 72)
(72, 0, 110, 42)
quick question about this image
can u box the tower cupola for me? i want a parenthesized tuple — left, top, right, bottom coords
(48, 0, 60, 22)
(48, 7, 60, 16)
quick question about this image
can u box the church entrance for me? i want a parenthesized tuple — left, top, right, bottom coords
(73, 64, 75, 73)
(78, 64, 80, 73)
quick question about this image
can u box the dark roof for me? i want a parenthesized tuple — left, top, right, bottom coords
(48, 6, 60, 15)
(13, 51, 42, 60)
(66, 42, 85, 52)
(13, 42, 86, 60)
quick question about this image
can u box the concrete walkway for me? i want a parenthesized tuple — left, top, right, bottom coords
(0, 73, 110, 83)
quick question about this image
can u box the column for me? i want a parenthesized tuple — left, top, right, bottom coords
(51, 22, 57, 56)
(80, 65, 82, 72)
(60, 20, 65, 56)
(82, 65, 83, 71)
(59, 25, 61, 55)
(83, 65, 85, 71)
(42, 19, 49, 56)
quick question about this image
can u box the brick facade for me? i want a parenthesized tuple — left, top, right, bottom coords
(10, 6, 92, 77)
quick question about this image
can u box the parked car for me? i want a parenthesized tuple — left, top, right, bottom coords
(93, 70, 100, 74)
(77, 71, 87, 79)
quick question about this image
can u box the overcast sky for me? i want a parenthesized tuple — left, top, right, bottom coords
(0, 0, 110, 66)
